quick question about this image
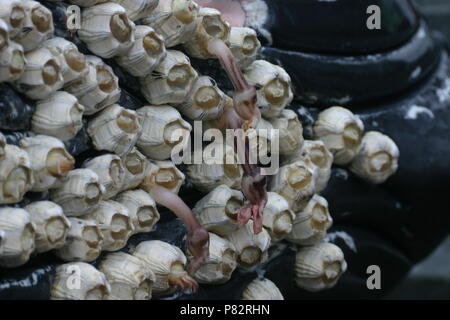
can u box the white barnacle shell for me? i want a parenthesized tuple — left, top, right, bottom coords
(247, 117, 275, 158)
(313, 106, 365, 165)
(83, 154, 125, 199)
(136, 105, 191, 160)
(141, 0, 199, 48)
(15, 47, 64, 100)
(78, 2, 135, 58)
(141, 160, 185, 195)
(229, 27, 260, 68)
(24, 201, 71, 253)
(349, 131, 399, 184)
(0, 144, 34, 204)
(242, 278, 284, 300)
(0, 40, 26, 83)
(0, 132, 6, 159)
(262, 192, 295, 242)
(295, 242, 347, 292)
(116, 25, 167, 77)
(115, 189, 160, 234)
(32, 91, 85, 142)
(19, 135, 75, 192)
(0, 207, 35, 268)
(87, 104, 142, 156)
(226, 220, 271, 269)
(183, 7, 231, 59)
(65, 55, 120, 115)
(67, 0, 108, 7)
(243, 60, 293, 119)
(191, 233, 237, 284)
(140, 50, 198, 105)
(50, 168, 105, 216)
(54, 217, 103, 262)
(110, 0, 159, 21)
(268, 109, 304, 155)
(121, 148, 151, 191)
(0, 0, 27, 39)
(51, 262, 111, 300)
(286, 195, 332, 246)
(192, 185, 244, 236)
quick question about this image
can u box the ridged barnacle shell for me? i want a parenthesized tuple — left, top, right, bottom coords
(24, 201, 71, 253)
(247, 117, 276, 158)
(0, 34, 26, 82)
(141, 160, 185, 195)
(110, 0, 159, 21)
(141, 0, 199, 48)
(313, 106, 365, 165)
(87, 104, 142, 156)
(121, 148, 151, 191)
(295, 242, 347, 292)
(0, 207, 35, 268)
(262, 192, 295, 242)
(32, 91, 85, 142)
(268, 109, 304, 156)
(140, 50, 198, 105)
(0, 132, 6, 159)
(229, 27, 261, 68)
(349, 131, 399, 184)
(243, 60, 293, 119)
(116, 25, 167, 77)
(78, 2, 135, 58)
(0, 0, 27, 38)
(51, 262, 111, 300)
(67, 0, 108, 7)
(136, 105, 191, 161)
(242, 278, 284, 300)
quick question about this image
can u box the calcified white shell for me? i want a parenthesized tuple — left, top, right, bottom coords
(0, 0, 27, 38)
(121, 148, 151, 191)
(32, 91, 84, 142)
(65, 55, 120, 115)
(87, 104, 142, 156)
(295, 242, 347, 292)
(287, 195, 332, 246)
(83, 154, 125, 199)
(184, 8, 230, 59)
(67, 0, 107, 7)
(193, 185, 243, 236)
(191, 233, 237, 284)
(136, 105, 191, 160)
(0, 144, 34, 204)
(268, 109, 304, 155)
(229, 27, 260, 68)
(51, 262, 110, 300)
(349, 131, 399, 184)
(115, 189, 160, 234)
(141, 160, 185, 194)
(24, 201, 71, 253)
(116, 25, 166, 77)
(19, 135, 75, 192)
(141, 0, 199, 48)
(54, 218, 103, 262)
(226, 220, 271, 269)
(243, 60, 293, 119)
(242, 278, 284, 300)
(0, 41, 26, 83)
(0, 207, 35, 268)
(0, 133, 5, 159)
(110, 0, 158, 21)
(313, 106, 364, 165)
(99, 252, 156, 300)
(78, 3, 135, 58)
(141, 50, 198, 105)
(50, 168, 105, 216)
(15, 47, 64, 100)
(262, 192, 295, 242)
(247, 117, 276, 158)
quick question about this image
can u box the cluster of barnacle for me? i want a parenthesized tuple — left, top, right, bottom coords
(0, 0, 400, 300)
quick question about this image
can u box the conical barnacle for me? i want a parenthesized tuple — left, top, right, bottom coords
(87, 104, 142, 156)
(15, 47, 64, 100)
(24, 201, 71, 253)
(99, 252, 156, 300)
(32, 91, 85, 142)
(141, 0, 199, 48)
(19, 135, 75, 192)
(268, 109, 304, 156)
(243, 60, 293, 119)
(65, 55, 120, 115)
(67, 0, 108, 7)
(115, 189, 160, 234)
(136, 105, 191, 160)
(184, 8, 231, 59)
(116, 25, 167, 77)
(0, 38, 26, 83)
(42, 37, 88, 85)
(51, 262, 111, 300)
(262, 192, 295, 242)
(110, 0, 159, 21)
(140, 50, 198, 105)
(50, 168, 105, 216)
(83, 154, 125, 199)
(141, 160, 185, 195)
(190, 232, 237, 284)
(349, 131, 400, 184)
(0, 207, 35, 268)
(228, 27, 261, 68)
(54, 217, 103, 262)
(78, 2, 135, 58)
(313, 106, 365, 165)
(295, 242, 347, 292)
(121, 148, 151, 190)
(0, 144, 34, 204)
(0, 133, 5, 159)
(247, 117, 275, 158)
(286, 195, 332, 246)
(0, 0, 27, 39)
(242, 278, 284, 300)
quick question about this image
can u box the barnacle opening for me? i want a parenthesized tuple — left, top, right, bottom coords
(239, 246, 261, 267)
(3, 166, 30, 200)
(194, 86, 220, 109)
(155, 168, 179, 190)
(85, 285, 108, 300)
(0, 28, 7, 50)
(96, 66, 116, 93)
(135, 279, 152, 300)
(65, 49, 86, 72)
(70, 103, 84, 127)
(124, 152, 144, 175)
(110, 13, 132, 43)
(309, 146, 327, 168)
(137, 206, 157, 228)
(287, 166, 311, 189)
(167, 64, 192, 87)
(203, 15, 228, 40)
(109, 158, 123, 185)
(310, 204, 328, 230)
(117, 111, 139, 133)
(173, 0, 196, 24)
(143, 32, 163, 55)
(163, 120, 185, 146)
(10, 6, 26, 28)
(46, 149, 75, 177)
(9, 50, 25, 75)
(273, 210, 293, 235)
(242, 34, 258, 55)
(221, 249, 236, 275)
(110, 214, 130, 240)
(82, 225, 101, 248)
(31, 6, 52, 33)
(343, 123, 361, 147)
(21, 223, 34, 253)
(264, 78, 288, 104)
(85, 183, 101, 205)
(369, 151, 392, 173)
(45, 217, 67, 243)
(224, 196, 242, 220)
(223, 162, 241, 180)
(42, 59, 60, 85)
(322, 261, 342, 283)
